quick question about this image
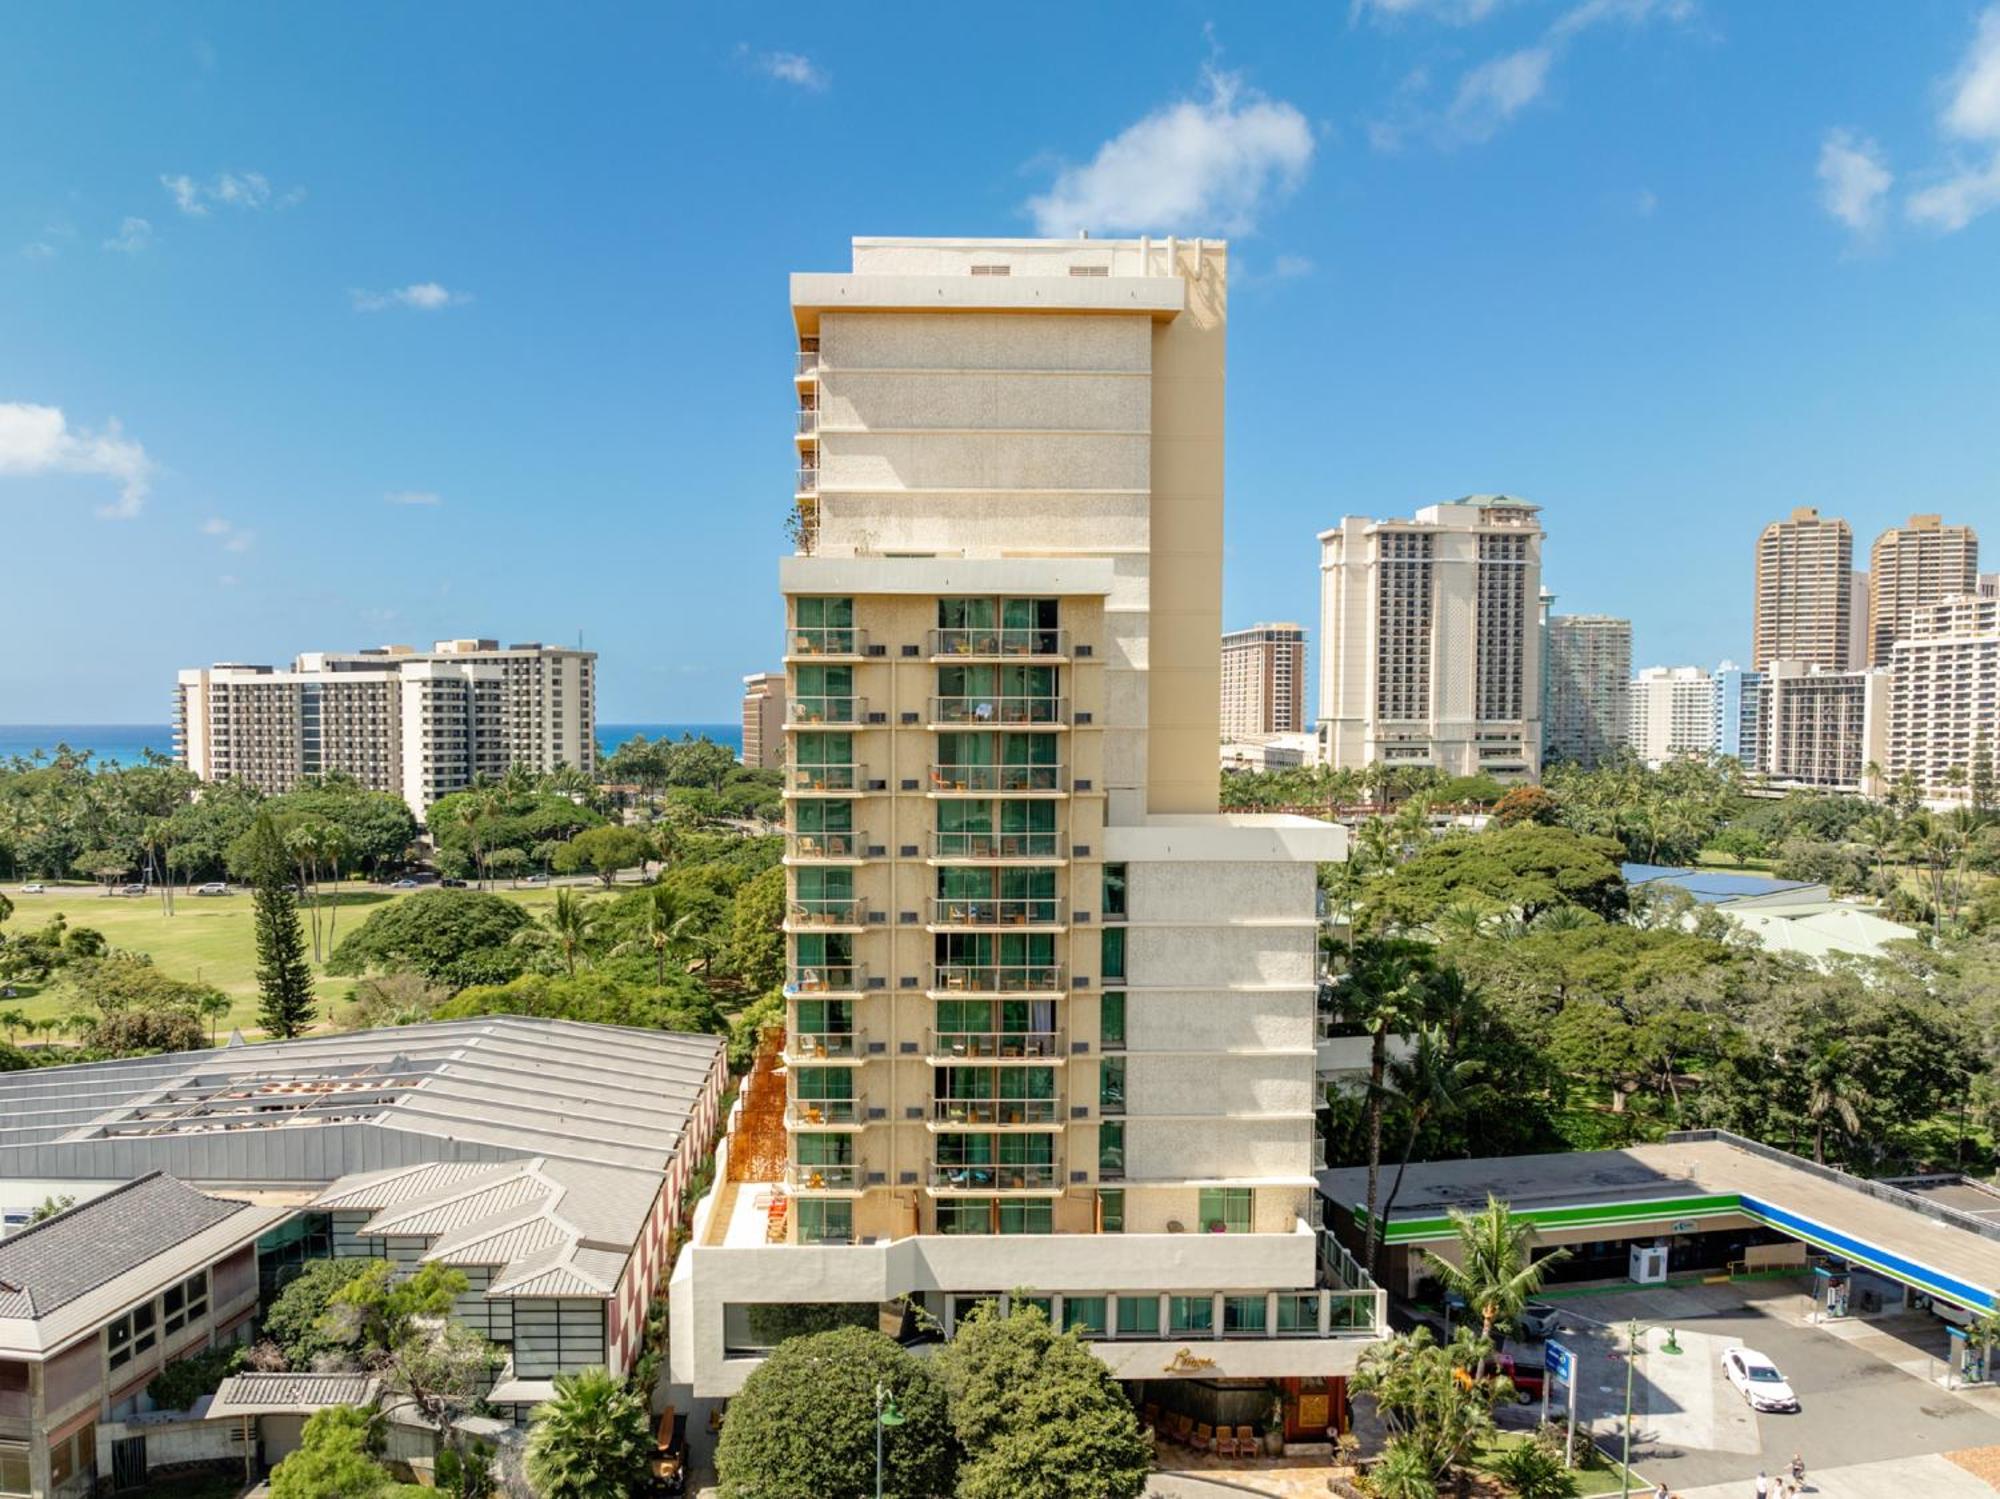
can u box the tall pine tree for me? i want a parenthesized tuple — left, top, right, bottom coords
(246, 810, 316, 1037)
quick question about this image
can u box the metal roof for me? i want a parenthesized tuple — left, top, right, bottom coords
(207, 1372, 380, 1420)
(1621, 863, 1819, 905)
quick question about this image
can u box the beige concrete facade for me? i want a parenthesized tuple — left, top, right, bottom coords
(1868, 514, 1979, 666)
(739, 672, 785, 769)
(1761, 659, 1888, 793)
(1221, 623, 1307, 739)
(671, 236, 1364, 1397)
(1546, 614, 1630, 770)
(1315, 497, 1543, 778)
(1886, 594, 1999, 802)
(1753, 508, 1853, 671)
(174, 639, 594, 820)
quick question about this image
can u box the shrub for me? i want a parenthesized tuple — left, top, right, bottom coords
(147, 1341, 246, 1412)
(263, 1258, 377, 1368)
(326, 890, 533, 988)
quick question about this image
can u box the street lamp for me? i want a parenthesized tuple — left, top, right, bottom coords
(1619, 1319, 1679, 1499)
(875, 1379, 905, 1499)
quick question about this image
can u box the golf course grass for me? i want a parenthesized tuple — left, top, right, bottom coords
(2, 881, 564, 1040)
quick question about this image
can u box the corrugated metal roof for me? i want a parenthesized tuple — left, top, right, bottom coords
(360, 1174, 549, 1235)
(424, 1213, 568, 1267)
(0, 1173, 246, 1319)
(208, 1372, 380, 1418)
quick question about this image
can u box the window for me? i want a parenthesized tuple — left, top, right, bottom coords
(1063, 1296, 1108, 1337)
(1099, 1056, 1126, 1115)
(106, 1302, 157, 1370)
(46, 1424, 93, 1489)
(0, 1443, 28, 1498)
(1224, 1295, 1267, 1334)
(935, 1198, 992, 1235)
(1101, 863, 1127, 918)
(797, 1199, 852, 1244)
(1098, 1121, 1125, 1180)
(1170, 1296, 1215, 1334)
(1097, 1189, 1124, 1234)
(997, 1199, 1052, 1235)
(1100, 927, 1126, 982)
(1100, 991, 1125, 1050)
(1116, 1295, 1160, 1337)
(163, 1270, 207, 1335)
(1198, 1187, 1253, 1235)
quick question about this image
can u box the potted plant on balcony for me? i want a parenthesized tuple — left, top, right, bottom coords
(1263, 1391, 1287, 1457)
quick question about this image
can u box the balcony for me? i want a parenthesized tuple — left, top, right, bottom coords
(787, 897, 869, 929)
(787, 1097, 868, 1128)
(928, 1029, 1065, 1062)
(796, 467, 819, 495)
(928, 897, 1065, 929)
(928, 1160, 1064, 1192)
(929, 696, 1069, 728)
(786, 763, 867, 794)
(927, 628, 1070, 660)
(795, 347, 819, 378)
(785, 1162, 861, 1192)
(930, 963, 1065, 995)
(787, 627, 866, 659)
(788, 696, 867, 728)
(786, 964, 866, 995)
(785, 831, 868, 861)
(929, 831, 1063, 861)
(926, 763, 1068, 795)
(784, 1030, 870, 1063)
(930, 1097, 1063, 1128)
(796, 407, 819, 438)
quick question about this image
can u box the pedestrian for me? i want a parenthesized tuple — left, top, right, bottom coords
(1754, 1472, 1771, 1499)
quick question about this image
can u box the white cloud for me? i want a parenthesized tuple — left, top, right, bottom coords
(1904, 6, 2000, 232)
(1634, 187, 1659, 216)
(0, 403, 155, 519)
(1025, 67, 1314, 237)
(1446, 46, 1554, 141)
(20, 241, 58, 261)
(1351, 0, 1506, 22)
(102, 216, 154, 254)
(1816, 130, 1892, 232)
(161, 170, 304, 216)
(752, 49, 829, 90)
(351, 283, 470, 313)
(1273, 253, 1316, 278)
(202, 517, 253, 552)
(385, 490, 443, 507)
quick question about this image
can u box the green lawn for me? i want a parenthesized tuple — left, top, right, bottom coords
(2, 882, 563, 1040)
(1471, 1431, 1650, 1496)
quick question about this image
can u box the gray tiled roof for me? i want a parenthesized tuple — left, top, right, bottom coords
(208, 1372, 380, 1419)
(0, 1173, 245, 1320)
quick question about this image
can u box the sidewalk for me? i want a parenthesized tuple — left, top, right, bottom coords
(1674, 1450, 2000, 1499)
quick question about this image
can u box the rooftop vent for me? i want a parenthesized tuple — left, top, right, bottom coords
(970, 264, 1011, 277)
(1069, 265, 1109, 277)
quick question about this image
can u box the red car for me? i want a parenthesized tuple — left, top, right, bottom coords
(1458, 1354, 1546, 1404)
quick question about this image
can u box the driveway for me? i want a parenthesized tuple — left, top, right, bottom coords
(1508, 1278, 2000, 1492)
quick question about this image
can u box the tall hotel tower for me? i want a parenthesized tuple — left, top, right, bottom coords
(672, 238, 1377, 1413)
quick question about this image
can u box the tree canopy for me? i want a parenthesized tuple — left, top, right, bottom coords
(327, 889, 534, 987)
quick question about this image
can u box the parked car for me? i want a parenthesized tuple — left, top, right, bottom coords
(520, 872, 550, 885)
(390, 878, 420, 889)
(1454, 1353, 1544, 1405)
(440, 877, 468, 888)
(19, 883, 45, 894)
(118, 883, 147, 896)
(195, 882, 228, 896)
(1519, 1302, 1562, 1341)
(1722, 1346, 1799, 1412)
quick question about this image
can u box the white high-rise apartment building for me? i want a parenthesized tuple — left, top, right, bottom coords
(1753, 508, 1853, 670)
(1545, 615, 1631, 770)
(1220, 622, 1308, 738)
(739, 672, 786, 769)
(1886, 594, 1999, 801)
(1316, 497, 1544, 779)
(670, 237, 1375, 1410)
(1626, 666, 1717, 766)
(1867, 514, 1979, 666)
(175, 639, 595, 819)
(1760, 661, 1888, 793)
(1713, 661, 1766, 771)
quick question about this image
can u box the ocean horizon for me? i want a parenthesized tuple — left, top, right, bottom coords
(0, 721, 742, 767)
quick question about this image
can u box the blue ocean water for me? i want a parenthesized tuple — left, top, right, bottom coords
(0, 721, 743, 766)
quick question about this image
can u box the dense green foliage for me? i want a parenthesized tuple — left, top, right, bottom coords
(434, 971, 725, 1034)
(523, 1368, 653, 1499)
(714, 1326, 957, 1499)
(1351, 1327, 1506, 1495)
(246, 811, 317, 1037)
(328, 890, 535, 986)
(427, 785, 604, 880)
(146, 1341, 246, 1411)
(269, 1406, 402, 1499)
(263, 1257, 378, 1368)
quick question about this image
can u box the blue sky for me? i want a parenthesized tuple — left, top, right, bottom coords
(4, 2, 1999, 723)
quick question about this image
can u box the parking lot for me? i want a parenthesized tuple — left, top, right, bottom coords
(1504, 1277, 2000, 1493)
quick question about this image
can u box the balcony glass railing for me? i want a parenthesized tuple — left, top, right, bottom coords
(932, 963, 1064, 993)
(927, 628, 1070, 658)
(929, 1160, 1063, 1190)
(787, 964, 865, 994)
(786, 1162, 860, 1191)
(928, 897, 1065, 927)
(796, 348, 819, 376)
(931, 1097, 1062, 1126)
(796, 408, 819, 435)
(789, 696, 866, 727)
(930, 696, 1068, 727)
(796, 467, 819, 493)
(929, 831, 1062, 860)
(927, 763, 1067, 794)
(788, 764, 865, 792)
(786, 1030, 866, 1060)
(788, 1097, 866, 1126)
(929, 1030, 1064, 1060)
(787, 831, 865, 860)
(788, 898, 867, 927)
(789, 627, 864, 656)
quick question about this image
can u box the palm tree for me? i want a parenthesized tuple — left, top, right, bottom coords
(523, 1367, 652, 1499)
(1422, 1195, 1570, 1364)
(1378, 997, 1487, 1233)
(1803, 1037, 1869, 1166)
(199, 992, 233, 1045)
(1336, 936, 1436, 1277)
(616, 885, 697, 986)
(541, 890, 598, 978)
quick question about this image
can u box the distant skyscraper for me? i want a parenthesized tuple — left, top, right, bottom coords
(1317, 496, 1544, 778)
(1626, 666, 1716, 766)
(1753, 508, 1853, 671)
(1545, 615, 1631, 770)
(1219, 622, 1307, 738)
(1847, 572, 1870, 672)
(1762, 661, 1887, 793)
(1885, 593, 1999, 801)
(740, 671, 785, 769)
(1867, 514, 1979, 665)
(1712, 661, 1766, 771)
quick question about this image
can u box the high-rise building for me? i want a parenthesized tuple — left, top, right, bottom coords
(1626, 666, 1717, 766)
(670, 237, 1372, 1405)
(740, 672, 786, 769)
(1220, 622, 1307, 738)
(1753, 508, 1853, 670)
(1867, 514, 1979, 665)
(175, 639, 595, 819)
(1544, 615, 1631, 770)
(1712, 661, 1766, 771)
(1885, 593, 1999, 802)
(1847, 572, 1871, 672)
(1761, 661, 1887, 793)
(1316, 497, 1544, 778)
